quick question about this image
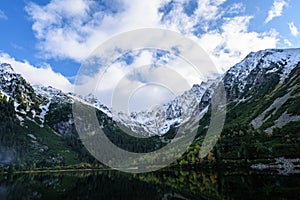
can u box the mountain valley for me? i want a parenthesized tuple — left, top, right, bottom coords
(0, 48, 300, 174)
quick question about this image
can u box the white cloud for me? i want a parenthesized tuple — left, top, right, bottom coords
(161, 0, 226, 33)
(25, 0, 163, 62)
(197, 16, 278, 69)
(159, 1, 279, 70)
(0, 10, 7, 20)
(25, 0, 281, 110)
(128, 84, 176, 112)
(227, 3, 245, 15)
(265, 0, 287, 23)
(284, 39, 292, 46)
(0, 53, 73, 92)
(75, 49, 202, 111)
(288, 22, 299, 37)
(26, 0, 280, 71)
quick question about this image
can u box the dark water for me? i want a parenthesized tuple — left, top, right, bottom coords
(0, 169, 299, 200)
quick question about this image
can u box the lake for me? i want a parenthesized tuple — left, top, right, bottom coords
(0, 169, 299, 199)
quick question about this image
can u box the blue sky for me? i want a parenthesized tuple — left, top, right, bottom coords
(0, 0, 299, 106)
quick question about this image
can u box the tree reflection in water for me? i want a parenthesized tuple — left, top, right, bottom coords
(0, 169, 299, 200)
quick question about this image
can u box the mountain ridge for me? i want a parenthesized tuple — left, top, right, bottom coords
(2, 47, 300, 137)
(0, 47, 300, 171)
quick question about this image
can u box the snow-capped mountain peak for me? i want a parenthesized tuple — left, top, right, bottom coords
(224, 48, 300, 100)
(112, 82, 208, 136)
(0, 63, 41, 116)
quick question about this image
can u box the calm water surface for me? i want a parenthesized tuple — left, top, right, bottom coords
(0, 169, 299, 199)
